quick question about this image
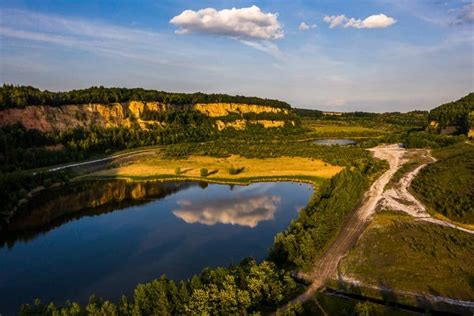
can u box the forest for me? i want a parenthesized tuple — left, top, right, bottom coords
(19, 259, 299, 315)
(428, 93, 474, 134)
(0, 84, 291, 109)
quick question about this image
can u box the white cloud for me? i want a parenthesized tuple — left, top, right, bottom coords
(170, 5, 283, 40)
(324, 14, 396, 29)
(299, 22, 317, 31)
(239, 40, 283, 59)
(323, 15, 348, 28)
(299, 22, 310, 30)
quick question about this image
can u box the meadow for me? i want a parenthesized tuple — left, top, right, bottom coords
(338, 211, 474, 301)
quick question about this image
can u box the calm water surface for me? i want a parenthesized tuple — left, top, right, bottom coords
(0, 180, 312, 314)
(313, 138, 357, 145)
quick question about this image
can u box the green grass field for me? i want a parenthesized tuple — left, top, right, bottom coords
(411, 142, 474, 224)
(339, 211, 474, 301)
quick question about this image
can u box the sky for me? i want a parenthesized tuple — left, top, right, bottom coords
(0, 0, 473, 112)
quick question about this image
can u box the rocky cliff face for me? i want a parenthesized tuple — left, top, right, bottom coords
(0, 101, 292, 132)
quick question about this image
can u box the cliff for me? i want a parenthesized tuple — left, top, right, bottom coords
(0, 101, 294, 132)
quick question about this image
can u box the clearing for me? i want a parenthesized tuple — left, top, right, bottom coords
(85, 155, 342, 183)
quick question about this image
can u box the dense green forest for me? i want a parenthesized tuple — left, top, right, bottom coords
(428, 93, 474, 134)
(0, 84, 291, 109)
(20, 259, 298, 315)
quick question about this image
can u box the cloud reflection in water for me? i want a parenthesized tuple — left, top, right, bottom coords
(173, 193, 281, 228)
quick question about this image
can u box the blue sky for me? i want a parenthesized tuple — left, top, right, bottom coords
(0, 0, 473, 111)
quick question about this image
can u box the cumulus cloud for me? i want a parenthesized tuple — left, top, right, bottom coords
(170, 5, 284, 40)
(323, 15, 348, 28)
(299, 22, 317, 31)
(324, 14, 396, 29)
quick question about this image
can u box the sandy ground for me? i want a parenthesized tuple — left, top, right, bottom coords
(380, 150, 474, 234)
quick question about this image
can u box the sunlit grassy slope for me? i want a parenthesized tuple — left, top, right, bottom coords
(338, 211, 474, 301)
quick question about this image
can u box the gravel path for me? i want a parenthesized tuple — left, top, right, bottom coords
(291, 144, 406, 304)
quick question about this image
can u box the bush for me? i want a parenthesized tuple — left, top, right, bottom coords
(228, 165, 245, 175)
(175, 167, 181, 175)
(200, 168, 208, 177)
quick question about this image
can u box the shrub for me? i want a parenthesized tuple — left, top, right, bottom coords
(175, 167, 181, 175)
(228, 165, 245, 175)
(200, 168, 208, 177)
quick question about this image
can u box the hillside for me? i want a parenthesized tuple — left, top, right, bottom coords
(0, 85, 296, 133)
(428, 92, 474, 135)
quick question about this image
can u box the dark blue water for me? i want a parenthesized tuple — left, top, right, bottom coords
(313, 138, 357, 145)
(0, 181, 312, 314)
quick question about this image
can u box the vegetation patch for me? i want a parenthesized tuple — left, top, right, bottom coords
(339, 211, 474, 301)
(411, 142, 474, 224)
(87, 155, 342, 181)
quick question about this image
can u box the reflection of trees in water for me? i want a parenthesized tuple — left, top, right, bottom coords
(173, 194, 281, 228)
(0, 180, 194, 248)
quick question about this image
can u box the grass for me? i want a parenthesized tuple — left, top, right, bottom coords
(338, 211, 474, 301)
(301, 119, 388, 138)
(300, 292, 416, 316)
(86, 154, 343, 183)
(411, 142, 474, 224)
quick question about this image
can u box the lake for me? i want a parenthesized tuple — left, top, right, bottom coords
(0, 180, 313, 314)
(313, 138, 357, 145)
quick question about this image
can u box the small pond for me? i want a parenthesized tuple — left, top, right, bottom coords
(313, 138, 357, 146)
(0, 180, 313, 314)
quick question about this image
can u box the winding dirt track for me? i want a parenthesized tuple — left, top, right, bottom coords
(290, 144, 474, 307)
(292, 144, 406, 303)
(380, 150, 474, 234)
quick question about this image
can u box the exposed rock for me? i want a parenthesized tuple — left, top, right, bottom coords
(0, 101, 291, 132)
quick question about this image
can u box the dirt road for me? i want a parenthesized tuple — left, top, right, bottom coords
(45, 148, 158, 172)
(292, 144, 407, 303)
(289, 144, 474, 308)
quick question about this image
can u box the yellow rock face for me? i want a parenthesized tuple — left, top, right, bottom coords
(255, 120, 286, 128)
(0, 101, 290, 132)
(429, 121, 439, 128)
(194, 103, 288, 117)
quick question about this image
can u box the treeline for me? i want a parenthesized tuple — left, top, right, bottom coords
(297, 108, 428, 130)
(20, 259, 298, 315)
(360, 130, 466, 149)
(269, 167, 380, 270)
(428, 92, 474, 134)
(0, 111, 215, 172)
(162, 137, 373, 168)
(0, 84, 291, 109)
